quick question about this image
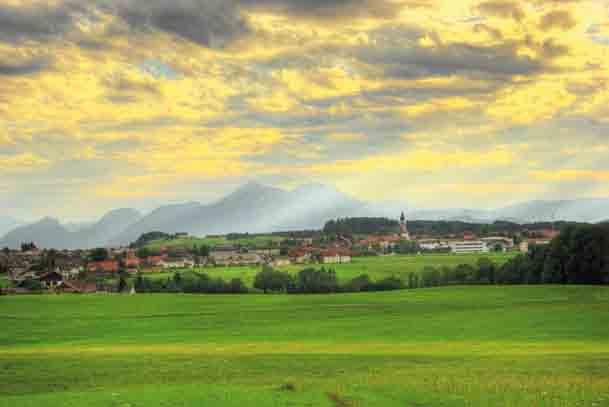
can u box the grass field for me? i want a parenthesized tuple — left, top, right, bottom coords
(141, 253, 517, 287)
(145, 235, 284, 251)
(2, 286, 609, 406)
(0, 274, 12, 289)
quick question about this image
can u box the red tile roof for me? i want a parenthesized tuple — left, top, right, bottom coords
(88, 260, 119, 273)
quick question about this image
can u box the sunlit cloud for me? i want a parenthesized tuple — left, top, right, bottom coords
(1, 0, 609, 218)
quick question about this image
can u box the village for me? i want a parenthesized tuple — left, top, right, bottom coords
(0, 214, 560, 294)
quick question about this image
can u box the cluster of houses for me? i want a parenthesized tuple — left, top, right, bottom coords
(0, 237, 358, 293)
(0, 213, 561, 294)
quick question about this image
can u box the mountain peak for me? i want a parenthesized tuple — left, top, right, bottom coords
(227, 181, 284, 199)
(238, 180, 268, 192)
(38, 217, 62, 226)
(98, 208, 142, 222)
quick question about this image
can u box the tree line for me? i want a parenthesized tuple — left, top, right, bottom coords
(253, 265, 405, 293)
(496, 223, 609, 285)
(132, 272, 247, 294)
(323, 217, 585, 240)
(323, 218, 400, 235)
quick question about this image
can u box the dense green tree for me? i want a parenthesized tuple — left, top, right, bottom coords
(454, 264, 475, 284)
(498, 224, 609, 285)
(296, 267, 338, 293)
(254, 266, 293, 293)
(323, 217, 400, 235)
(117, 276, 128, 293)
(136, 247, 152, 259)
(90, 248, 109, 262)
(198, 245, 210, 257)
(476, 258, 496, 284)
(20, 242, 37, 252)
(132, 232, 170, 248)
(229, 278, 248, 294)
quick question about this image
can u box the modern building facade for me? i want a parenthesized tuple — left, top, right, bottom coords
(449, 240, 489, 254)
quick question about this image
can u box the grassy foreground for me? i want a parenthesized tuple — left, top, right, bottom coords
(2, 286, 609, 406)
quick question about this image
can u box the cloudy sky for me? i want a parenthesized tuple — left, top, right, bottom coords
(1, 0, 609, 221)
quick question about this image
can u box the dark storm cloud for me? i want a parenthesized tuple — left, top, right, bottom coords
(0, 58, 50, 76)
(107, 0, 249, 47)
(539, 10, 577, 31)
(0, 0, 427, 47)
(477, 0, 525, 21)
(0, 3, 79, 42)
(356, 42, 543, 79)
(237, 0, 422, 20)
(0, 0, 249, 48)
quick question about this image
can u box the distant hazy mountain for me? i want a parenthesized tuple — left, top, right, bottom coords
(0, 216, 21, 237)
(406, 208, 492, 223)
(111, 182, 367, 244)
(0, 209, 142, 249)
(405, 198, 609, 224)
(490, 199, 609, 224)
(3, 182, 609, 249)
(0, 217, 66, 249)
(63, 221, 95, 232)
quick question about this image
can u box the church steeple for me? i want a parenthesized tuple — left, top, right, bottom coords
(399, 212, 410, 240)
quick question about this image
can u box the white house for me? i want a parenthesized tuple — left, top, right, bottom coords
(449, 241, 489, 254)
(160, 258, 195, 269)
(320, 250, 352, 264)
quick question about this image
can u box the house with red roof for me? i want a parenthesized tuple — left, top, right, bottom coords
(360, 235, 401, 251)
(87, 260, 119, 274)
(320, 249, 352, 264)
(288, 249, 311, 264)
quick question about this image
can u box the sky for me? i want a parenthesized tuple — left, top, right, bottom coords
(1, 0, 609, 221)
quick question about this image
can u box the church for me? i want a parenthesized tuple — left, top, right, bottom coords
(400, 212, 411, 241)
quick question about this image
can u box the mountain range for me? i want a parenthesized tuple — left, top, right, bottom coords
(0, 216, 22, 238)
(2, 182, 609, 249)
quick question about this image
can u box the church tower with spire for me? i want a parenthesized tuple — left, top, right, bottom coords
(399, 212, 410, 240)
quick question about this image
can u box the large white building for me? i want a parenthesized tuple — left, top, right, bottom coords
(449, 241, 489, 254)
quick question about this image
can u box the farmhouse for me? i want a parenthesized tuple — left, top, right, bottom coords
(270, 257, 291, 267)
(39, 271, 64, 289)
(214, 253, 262, 267)
(125, 257, 141, 269)
(320, 249, 352, 264)
(146, 256, 164, 267)
(160, 257, 195, 269)
(418, 239, 450, 251)
(289, 249, 311, 264)
(87, 260, 119, 274)
(54, 257, 84, 280)
(250, 248, 281, 257)
(360, 235, 401, 251)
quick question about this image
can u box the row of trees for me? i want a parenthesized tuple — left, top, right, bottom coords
(408, 224, 609, 287)
(132, 272, 247, 294)
(253, 266, 405, 294)
(497, 224, 609, 285)
(323, 218, 400, 236)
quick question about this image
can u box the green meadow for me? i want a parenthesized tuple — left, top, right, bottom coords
(2, 286, 609, 406)
(145, 253, 517, 287)
(0, 275, 10, 289)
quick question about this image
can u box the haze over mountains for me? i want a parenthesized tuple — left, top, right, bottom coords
(0, 216, 22, 238)
(2, 182, 609, 249)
